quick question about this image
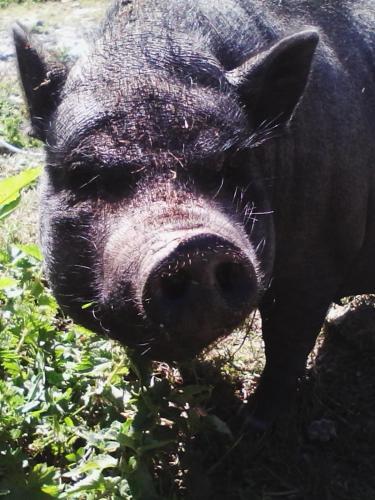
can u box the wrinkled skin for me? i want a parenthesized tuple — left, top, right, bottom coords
(14, 0, 375, 428)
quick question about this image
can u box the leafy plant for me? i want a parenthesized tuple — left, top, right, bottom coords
(0, 167, 41, 219)
(0, 235, 229, 498)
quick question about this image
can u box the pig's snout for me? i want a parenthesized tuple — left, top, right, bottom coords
(150, 241, 255, 308)
(142, 234, 257, 345)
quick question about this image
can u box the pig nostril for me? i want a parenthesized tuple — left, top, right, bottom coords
(160, 269, 191, 300)
(215, 261, 253, 303)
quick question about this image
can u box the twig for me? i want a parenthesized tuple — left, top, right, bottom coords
(0, 138, 43, 157)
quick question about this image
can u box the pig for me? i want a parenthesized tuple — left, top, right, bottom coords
(13, 0, 375, 429)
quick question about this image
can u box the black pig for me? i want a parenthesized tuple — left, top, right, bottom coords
(13, 0, 375, 428)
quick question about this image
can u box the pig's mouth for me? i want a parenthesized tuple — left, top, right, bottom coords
(137, 327, 229, 362)
(146, 312, 249, 361)
(107, 314, 247, 362)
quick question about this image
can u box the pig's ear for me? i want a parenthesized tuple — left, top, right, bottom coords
(226, 30, 319, 133)
(13, 22, 68, 142)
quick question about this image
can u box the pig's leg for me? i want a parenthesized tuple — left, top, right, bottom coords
(250, 286, 336, 429)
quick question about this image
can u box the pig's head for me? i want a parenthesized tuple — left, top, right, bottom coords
(14, 19, 318, 360)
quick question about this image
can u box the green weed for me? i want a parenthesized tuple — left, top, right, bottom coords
(0, 241, 235, 498)
(0, 166, 41, 219)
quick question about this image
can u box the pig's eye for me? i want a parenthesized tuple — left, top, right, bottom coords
(192, 154, 226, 181)
(58, 164, 135, 200)
(99, 170, 135, 199)
(63, 168, 101, 194)
(75, 172, 101, 191)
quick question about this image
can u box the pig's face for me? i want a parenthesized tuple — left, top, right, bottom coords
(41, 67, 273, 360)
(14, 19, 317, 360)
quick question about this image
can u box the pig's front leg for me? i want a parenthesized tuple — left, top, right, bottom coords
(249, 287, 336, 430)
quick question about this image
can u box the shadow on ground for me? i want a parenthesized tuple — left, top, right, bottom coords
(176, 298, 375, 500)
